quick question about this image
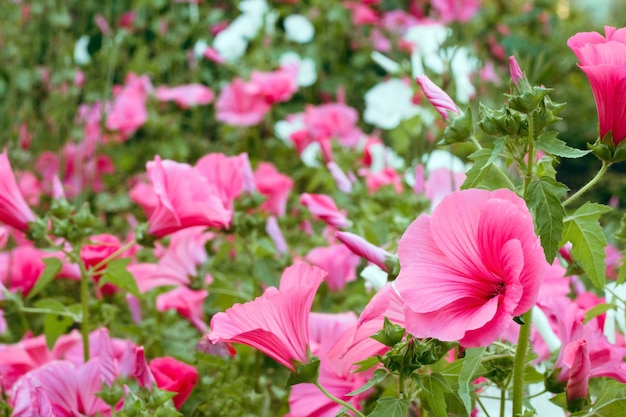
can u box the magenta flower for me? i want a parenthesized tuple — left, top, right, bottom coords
(508, 55, 525, 86)
(155, 84, 214, 109)
(416, 74, 460, 120)
(300, 193, 349, 229)
(568, 26, 626, 144)
(563, 339, 590, 404)
(149, 357, 198, 409)
(145, 156, 232, 237)
(156, 287, 208, 333)
(255, 163, 294, 217)
(209, 263, 326, 371)
(0, 150, 36, 232)
(215, 78, 271, 127)
(105, 74, 151, 139)
(431, 0, 481, 23)
(395, 188, 546, 347)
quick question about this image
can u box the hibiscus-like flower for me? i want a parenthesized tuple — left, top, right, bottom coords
(568, 26, 626, 145)
(395, 188, 546, 347)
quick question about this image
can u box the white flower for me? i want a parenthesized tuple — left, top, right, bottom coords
(371, 51, 400, 74)
(280, 51, 317, 87)
(213, 27, 248, 62)
(193, 39, 209, 58)
(274, 114, 305, 144)
(423, 150, 467, 173)
(404, 24, 449, 74)
(368, 143, 405, 173)
(446, 47, 479, 103)
(74, 35, 91, 65)
(363, 79, 421, 129)
(284, 14, 315, 43)
(300, 142, 322, 167)
(361, 264, 387, 291)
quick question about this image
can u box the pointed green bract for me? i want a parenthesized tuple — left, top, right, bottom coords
(561, 202, 611, 289)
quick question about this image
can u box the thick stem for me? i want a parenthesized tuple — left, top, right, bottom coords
(562, 161, 610, 208)
(511, 310, 532, 416)
(314, 381, 365, 417)
(78, 259, 90, 362)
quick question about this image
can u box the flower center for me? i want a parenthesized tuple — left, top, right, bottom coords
(492, 281, 506, 297)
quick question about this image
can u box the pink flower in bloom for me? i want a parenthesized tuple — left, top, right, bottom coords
(431, 0, 481, 22)
(300, 193, 349, 229)
(105, 74, 151, 139)
(305, 244, 361, 291)
(567, 26, 626, 144)
(359, 167, 403, 195)
(155, 84, 214, 109)
(249, 67, 299, 104)
(395, 189, 546, 347)
(0, 149, 36, 232)
(416, 75, 460, 120)
(156, 287, 208, 333)
(149, 357, 198, 409)
(195, 152, 251, 209)
(145, 156, 232, 237)
(209, 263, 326, 371)
(215, 78, 271, 126)
(303, 103, 363, 147)
(255, 163, 294, 217)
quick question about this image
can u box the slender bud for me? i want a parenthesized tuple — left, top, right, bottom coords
(563, 339, 590, 411)
(416, 75, 460, 120)
(336, 231, 393, 272)
(508, 55, 525, 86)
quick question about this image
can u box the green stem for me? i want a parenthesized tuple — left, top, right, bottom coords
(500, 386, 506, 417)
(89, 239, 137, 273)
(511, 309, 532, 417)
(476, 396, 493, 417)
(562, 161, 610, 208)
(522, 112, 535, 198)
(78, 259, 90, 362)
(313, 381, 365, 417)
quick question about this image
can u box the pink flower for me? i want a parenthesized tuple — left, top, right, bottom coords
(249, 67, 299, 104)
(255, 163, 294, 217)
(145, 156, 232, 237)
(209, 263, 326, 371)
(335, 231, 393, 272)
(431, 0, 481, 22)
(195, 152, 251, 209)
(305, 244, 361, 291)
(416, 75, 460, 120)
(359, 167, 403, 195)
(567, 26, 626, 144)
(303, 103, 363, 147)
(155, 84, 214, 109)
(149, 357, 198, 409)
(215, 78, 271, 126)
(508, 55, 525, 86)
(80, 234, 122, 273)
(563, 339, 590, 404)
(300, 193, 349, 229)
(156, 287, 208, 333)
(395, 189, 546, 347)
(105, 74, 151, 139)
(0, 150, 36, 232)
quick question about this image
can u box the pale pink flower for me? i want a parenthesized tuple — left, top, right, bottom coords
(326, 162, 353, 193)
(306, 244, 361, 291)
(0, 150, 36, 232)
(568, 26, 626, 144)
(215, 78, 271, 126)
(416, 74, 460, 120)
(255, 163, 294, 217)
(359, 167, 403, 195)
(302, 103, 363, 147)
(16, 171, 41, 206)
(155, 84, 214, 109)
(105, 74, 151, 138)
(395, 188, 546, 347)
(209, 263, 326, 371)
(145, 156, 232, 237)
(156, 287, 208, 333)
(423, 167, 466, 209)
(431, 0, 481, 22)
(266, 216, 288, 254)
(300, 193, 349, 229)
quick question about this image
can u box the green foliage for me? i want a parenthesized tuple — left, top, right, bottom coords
(366, 397, 410, 417)
(458, 347, 486, 416)
(100, 258, 141, 297)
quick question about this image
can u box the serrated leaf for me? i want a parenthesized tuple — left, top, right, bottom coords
(571, 379, 626, 417)
(536, 131, 591, 158)
(419, 373, 451, 417)
(461, 149, 512, 191)
(100, 258, 140, 297)
(583, 303, 616, 324)
(352, 356, 381, 373)
(525, 177, 568, 262)
(347, 369, 387, 396)
(561, 203, 611, 289)
(367, 397, 409, 417)
(28, 257, 63, 300)
(458, 347, 485, 415)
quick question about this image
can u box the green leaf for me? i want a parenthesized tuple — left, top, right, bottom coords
(618, 260, 626, 285)
(461, 149, 513, 191)
(536, 131, 591, 158)
(28, 257, 63, 300)
(35, 299, 75, 350)
(561, 203, 611, 289)
(367, 397, 410, 417)
(571, 379, 626, 416)
(583, 303, 616, 324)
(287, 358, 320, 386)
(347, 369, 387, 396)
(100, 258, 140, 297)
(458, 347, 486, 415)
(353, 356, 381, 373)
(419, 373, 451, 417)
(525, 177, 568, 262)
